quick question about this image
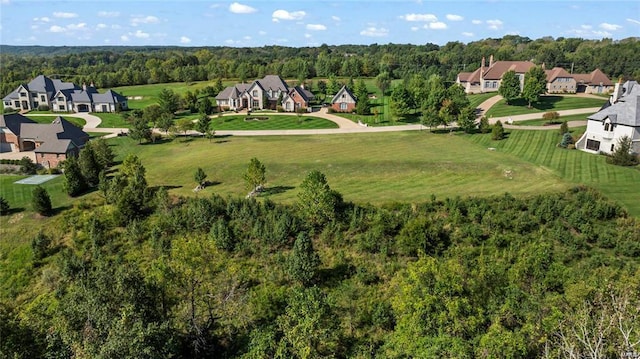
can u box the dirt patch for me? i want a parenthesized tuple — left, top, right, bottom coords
(8, 212, 24, 224)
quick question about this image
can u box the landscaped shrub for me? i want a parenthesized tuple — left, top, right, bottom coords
(492, 120, 505, 140)
(327, 108, 335, 114)
(3, 107, 15, 114)
(542, 111, 560, 124)
(277, 106, 284, 112)
(559, 120, 569, 134)
(37, 104, 50, 111)
(560, 133, 574, 148)
(20, 156, 38, 174)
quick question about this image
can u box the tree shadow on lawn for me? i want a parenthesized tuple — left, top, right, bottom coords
(2, 207, 25, 216)
(261, 185, 294, 196)
(507, 96, 563, 111)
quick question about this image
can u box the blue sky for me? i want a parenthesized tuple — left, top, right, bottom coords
(1, 0, 638, 47)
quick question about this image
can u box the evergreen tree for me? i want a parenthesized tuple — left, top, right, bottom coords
(195, 114, 211, 135)
(157, 88, 180, 114)
(92, 138, 115, 170)
(142, 104, 164, 127)
(63, 156, 88, 197)
(194, 167, 207, 187)
(297, 170, 341, 226)
(522, 66, 547, 108)
(287, 232, 320, 286)
(355, 79, 369, 115)
(559, 120, 569, 135)
(210, 219, 235, 252)
(78, 144, 101, 186)
(389, 85, 413, 119)
(498, 70, 521, 105)
(157, 113, 174, 134)
(606, 135, 639, 166)
(492, 120, 505, 140)
(32, 186, 52, 216)
(0, 197, 9, 215)
(560, 132, 574, 148)
(479, 116, 491, 133)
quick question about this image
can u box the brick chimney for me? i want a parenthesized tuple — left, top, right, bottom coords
(82, 82, 87, 91)
(489, 54, 494, 68)
(480, 57, 486, 91)
(611, 77, 624, 104)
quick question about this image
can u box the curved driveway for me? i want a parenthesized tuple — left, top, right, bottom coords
(21, 93, 602, 138)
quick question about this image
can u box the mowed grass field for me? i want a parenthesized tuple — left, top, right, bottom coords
(108, 131, 571, 205)
(510, 113, 588, 126)
(466, 130, 640, 215)
(0, 175, 72, 214)
(211, 115, 338, 130)
(485, 95, 606, 117)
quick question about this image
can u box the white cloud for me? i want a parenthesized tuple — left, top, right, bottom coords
(30, 25, 38, 30)
(33, 16, 50, 22)
(1, 0, 10, 4)
(306, 24, 326, 31)
(258, 30, 267, 35)
(427, 21, 447, 30)
(272, 9, 306, 22)
(48, 25, 66, 33)
(304, 33, 312, 38)
(67, 23, 87, 30)
(229, 2, 257, 14)
(462, 32, 474, 37)
(134, 30, 150, 38)
(627, 18, 640, 25)
(471, 19, 482, 25)
(96, 23, 107, 29)
(180, 36, 191, 44)
(53, 12, 78, 18)
(411, 26, 419, 31)
(243, 35, 251, 40)
(486, 19, 503, 30)
(401, 13, 437, 22)
(224, 39, 236, 45)
(592, 30, 612, 37)
(332, 16, 340, 21)
(120, 35, 129, 41)
(98, 11, 119, 18)
(599, 22, 621, 31)
(446, 14, 463, 21)
(360, 27, 388, 37)
(581, 24, 592, 30)
(112, 24, 122, 29)
(131, 15, 159, 26)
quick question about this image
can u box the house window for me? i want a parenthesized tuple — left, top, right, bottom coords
(342, 94, 346, 99)
(604, 123, 610, 131)
(252, 100, 259, 108)
(340, 103, 347, 110)
(57, 96, 64, 101)
(492, 81, 498, 88)
(252, 90, 258, 97)
(610, 144, 615, 152)
(59, 105, 65, 110)
(586, 139, 601, 151)
(41, 95, 46, 102)
(14, 101, 19, 107)
(102, 105, 108, 112)
(20, 92, 27, 97)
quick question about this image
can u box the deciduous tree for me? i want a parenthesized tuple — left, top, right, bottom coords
(244, 157, 266, 192)
(296, 170, 341, 226)
(158, 88, 180, 115)
(522, 65, 547, 107)
(498, 70, 521, 105)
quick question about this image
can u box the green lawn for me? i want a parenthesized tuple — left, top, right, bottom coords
(26, 115, 86, 128)
(509, 114, 589, 126)
(0, 175, 72, 214)
(109, 132, 571, 205)
(467, 92, 498, 110)
(485, 95, 606, 118)
(91, 112, 131, 128)
(465, 130, 640, 216)
(209, 115, 338, 130)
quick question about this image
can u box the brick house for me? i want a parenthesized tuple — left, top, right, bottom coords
(215, 75, 289, 111)
(0, 113, 89, 168)
(330, 85, 357, 112)
(282, 85, 315, 112)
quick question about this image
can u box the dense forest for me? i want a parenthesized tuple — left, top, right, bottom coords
(1, 153, 640, 358)
(2, 35, 639, 97)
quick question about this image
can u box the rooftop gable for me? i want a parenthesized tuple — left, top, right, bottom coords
(483, 61, 536, 80)
(331, 85, 357, 104)
(0, 113, 37, 136)
(588, 81, 640, 127)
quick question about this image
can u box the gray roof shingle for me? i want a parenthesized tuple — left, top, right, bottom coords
(21, 116, 89, 154)
(588, 81, 640, 127)
(0, 113, 36, 136)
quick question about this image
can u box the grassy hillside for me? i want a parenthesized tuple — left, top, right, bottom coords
(466, 129, 640, 215)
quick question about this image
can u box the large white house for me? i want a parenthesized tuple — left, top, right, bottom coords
(576, 80, 640, 155)
(3, 75, 128, 113)
(215, 75, 289, 111)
